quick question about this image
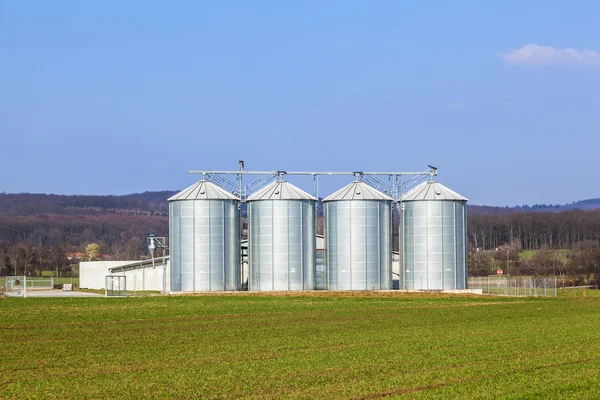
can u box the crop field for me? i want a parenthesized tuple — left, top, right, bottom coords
(2, 292, 600, 399)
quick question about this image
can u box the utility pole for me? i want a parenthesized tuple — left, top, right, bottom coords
(147, 235, 169, 295)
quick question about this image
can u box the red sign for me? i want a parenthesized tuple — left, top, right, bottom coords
(497, 269, 503, 276)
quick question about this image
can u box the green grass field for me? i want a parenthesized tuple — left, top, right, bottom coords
(2, 292, 600, 399)
(53, 277, 79, 286)
(519, 249, 569, 262)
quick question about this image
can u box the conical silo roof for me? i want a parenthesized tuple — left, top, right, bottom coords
(401, 181, 467, 202)
(323, 181, 392, 202)
(168, 180, 240, 201)
(247, 181, 317, 201)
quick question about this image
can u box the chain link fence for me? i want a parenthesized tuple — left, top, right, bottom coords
(25, 277, 54, 290)
(468, 276, 557, 297)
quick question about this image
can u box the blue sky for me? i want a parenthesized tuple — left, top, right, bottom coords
(1, 1, 599, 206)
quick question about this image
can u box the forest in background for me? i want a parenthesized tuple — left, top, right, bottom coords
(0, 192, 174, 277)
(3, 191, 600, 284)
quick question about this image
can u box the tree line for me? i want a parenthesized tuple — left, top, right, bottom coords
(468, 242, 600, 286)
(0, 192, 174, 216)
(467, 211, 600, 285)
(467, 210, 600, 251)
(0, 214, 168, 277)
(2, 208, 600, 283)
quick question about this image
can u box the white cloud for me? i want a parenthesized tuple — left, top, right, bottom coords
(501, 44, 600, 67)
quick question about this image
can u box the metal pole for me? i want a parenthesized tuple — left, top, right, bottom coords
(554, 276, 557, 297)
(163, 263, 167, 295)
(237, 160, 244, 290)
(399, 175, 403, 290)
(223, 203, 226, 291)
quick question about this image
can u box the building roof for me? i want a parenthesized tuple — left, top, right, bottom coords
(168, 180, 240, 201)
(247, 181, 317, 201)
(401, 181, 468, 202)
(108, 256, 169, 273)
(323, 181, 393, 202)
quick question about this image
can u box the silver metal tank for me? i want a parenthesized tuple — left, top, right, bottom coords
(247, 180, 316, 291)
(323, 181, 393, 290)
(400, 181, 468, 290)
(168, 180, 241, 292)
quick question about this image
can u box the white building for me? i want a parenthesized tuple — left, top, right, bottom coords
(80, 257, 169, 293)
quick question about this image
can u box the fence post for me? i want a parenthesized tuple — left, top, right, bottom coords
(554, 276, 557, 297)
(497, 275, 500, 295)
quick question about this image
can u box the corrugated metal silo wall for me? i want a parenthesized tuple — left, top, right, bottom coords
(325, 200, 392, 290)
(169, 199, 240, 292)
(315, 250, 326, 290)
(401, 200, 467, 290)
(248, 200, 316, 291)
(169, 201, 180, 291)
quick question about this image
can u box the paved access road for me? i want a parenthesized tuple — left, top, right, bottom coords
(10, 290, 103, 298)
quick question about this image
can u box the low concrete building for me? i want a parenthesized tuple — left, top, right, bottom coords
(80, 257, 169, 293)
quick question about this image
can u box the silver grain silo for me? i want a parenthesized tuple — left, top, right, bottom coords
(168, 180, 240, 292)
(400, 181, 468, 290)
(324, 181, 393, 290)
(247, 180, 316, 291)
